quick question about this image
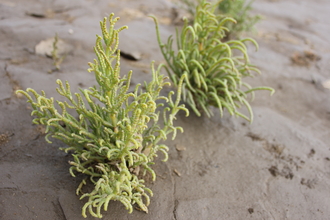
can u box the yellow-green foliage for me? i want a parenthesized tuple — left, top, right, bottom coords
(218, 0, 261, 39)
(17, 14, 188, 218)
(177, 0, 261, 39)
(152, 0, 273, 122)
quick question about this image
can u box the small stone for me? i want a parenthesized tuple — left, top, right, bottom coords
(322, 79, 330, 89)
(120, 50, 142, 61)
(173, 169, 181, 177)
(35, 37, 73, 57)
(175, 144, 186, 151)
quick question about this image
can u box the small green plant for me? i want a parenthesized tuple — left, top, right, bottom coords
(218, 0, 261, 39)
(17, 14, 188, 218)
(49, 33, 65, 73)
(152, 0, 273, 122)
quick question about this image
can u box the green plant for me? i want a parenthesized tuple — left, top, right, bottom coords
(152, 0, 273, 122)
(49, 33, 65, 73)
(17, 14, 188, 218)
(176, 0, 260, 39)
(218, 0, 261, 39)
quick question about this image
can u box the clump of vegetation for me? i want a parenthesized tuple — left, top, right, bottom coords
(176, 0, 260, 39)
(152, 0, 273, 122)
(17, 14, 188, 218)
(218, 0, 261, 39)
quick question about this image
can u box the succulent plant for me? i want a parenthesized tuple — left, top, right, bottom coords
(17, 14, 188, 218)
(152, 0, 273, 122)
(176, 0, 261, 40)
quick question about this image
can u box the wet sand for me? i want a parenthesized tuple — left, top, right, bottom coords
(1, 0, 330, 219)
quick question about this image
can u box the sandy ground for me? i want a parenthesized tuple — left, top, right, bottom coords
(1, 0, 330, 219)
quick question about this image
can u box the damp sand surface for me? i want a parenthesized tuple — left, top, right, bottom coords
(1, 0, 330, 219)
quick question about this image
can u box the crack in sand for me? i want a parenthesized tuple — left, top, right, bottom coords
(25, 205, 38, 218)
(171, 165, 178, 220)
(173, 199, 178, 220)
(165, 161, 178, 220)
(55, 198, 67, 220)
(3, 64, 21, 99)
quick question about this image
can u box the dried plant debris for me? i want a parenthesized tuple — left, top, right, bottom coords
(246, 132, 263, 141)
(291, 50, 321, 67)
(264, 142, 285, 156)
(173, 169, 182, 176)
(307, 149, 315, 158)
(246, 134, 306, 180)
(0, 133, 10, 145)
(152, 0, 273, 122)
(268, 165, 294, 179)
(17, 14, 188, 218)
(248, 208, 254, 214)
(301, 178, 317, 189)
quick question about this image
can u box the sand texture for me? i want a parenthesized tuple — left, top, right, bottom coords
(1, 0, 330, 219)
